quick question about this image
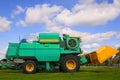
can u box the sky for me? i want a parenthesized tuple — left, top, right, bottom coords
(0, 0, 120, 59)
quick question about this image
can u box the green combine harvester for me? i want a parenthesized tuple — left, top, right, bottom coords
(0, 33, 119, 74)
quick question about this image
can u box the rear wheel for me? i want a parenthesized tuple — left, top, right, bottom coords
(22, 60, 37, 74)
(60, 55, 80, 72)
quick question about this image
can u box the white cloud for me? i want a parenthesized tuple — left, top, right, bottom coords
(82, 31, 116, 43)
(82, 43, 100, 49)
(113, 44, 120, 49)
(45, 23, 116, 43)
(114, 0, 120, 6)
(81, 43, 100, 52)
(0, 16, 11, 32)
(0, 45, 8, 60)
(11, 5, 25, 18)
(0, 49, 6, 60)
(16, 4, 62, 26)
(116, 33, 120, 40)
(55, 0, 120, 26)
(16, 0, 120, 27)
(16, 20, 27, 26)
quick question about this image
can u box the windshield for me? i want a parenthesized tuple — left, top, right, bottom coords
(20, 33, 39, 42)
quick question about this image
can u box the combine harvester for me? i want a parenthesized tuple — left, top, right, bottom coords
(0, 33, 119, 74)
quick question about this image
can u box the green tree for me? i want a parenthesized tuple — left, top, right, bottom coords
(116, 47, 120, 63)
(111, 47, 120, 64)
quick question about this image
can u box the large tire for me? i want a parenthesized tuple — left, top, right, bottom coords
(22, 60, 37, 74)
(60, 55, 80, 72)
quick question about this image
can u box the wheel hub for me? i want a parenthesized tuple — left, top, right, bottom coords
(26, 63, 34, 72)
(66, 60, 76, 70)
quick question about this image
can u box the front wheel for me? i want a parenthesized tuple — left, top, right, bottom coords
(60, 55, 80, 72)
(22, 60, 37, 74)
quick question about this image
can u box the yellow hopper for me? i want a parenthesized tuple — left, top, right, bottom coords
(88, 45, 119, 64)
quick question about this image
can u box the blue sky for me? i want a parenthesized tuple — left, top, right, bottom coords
(0, 0, 120, 59)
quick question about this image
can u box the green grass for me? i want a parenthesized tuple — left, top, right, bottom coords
(0, 66, 120, 80)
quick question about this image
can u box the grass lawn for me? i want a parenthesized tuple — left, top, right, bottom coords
(0, 66, 120, 80)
